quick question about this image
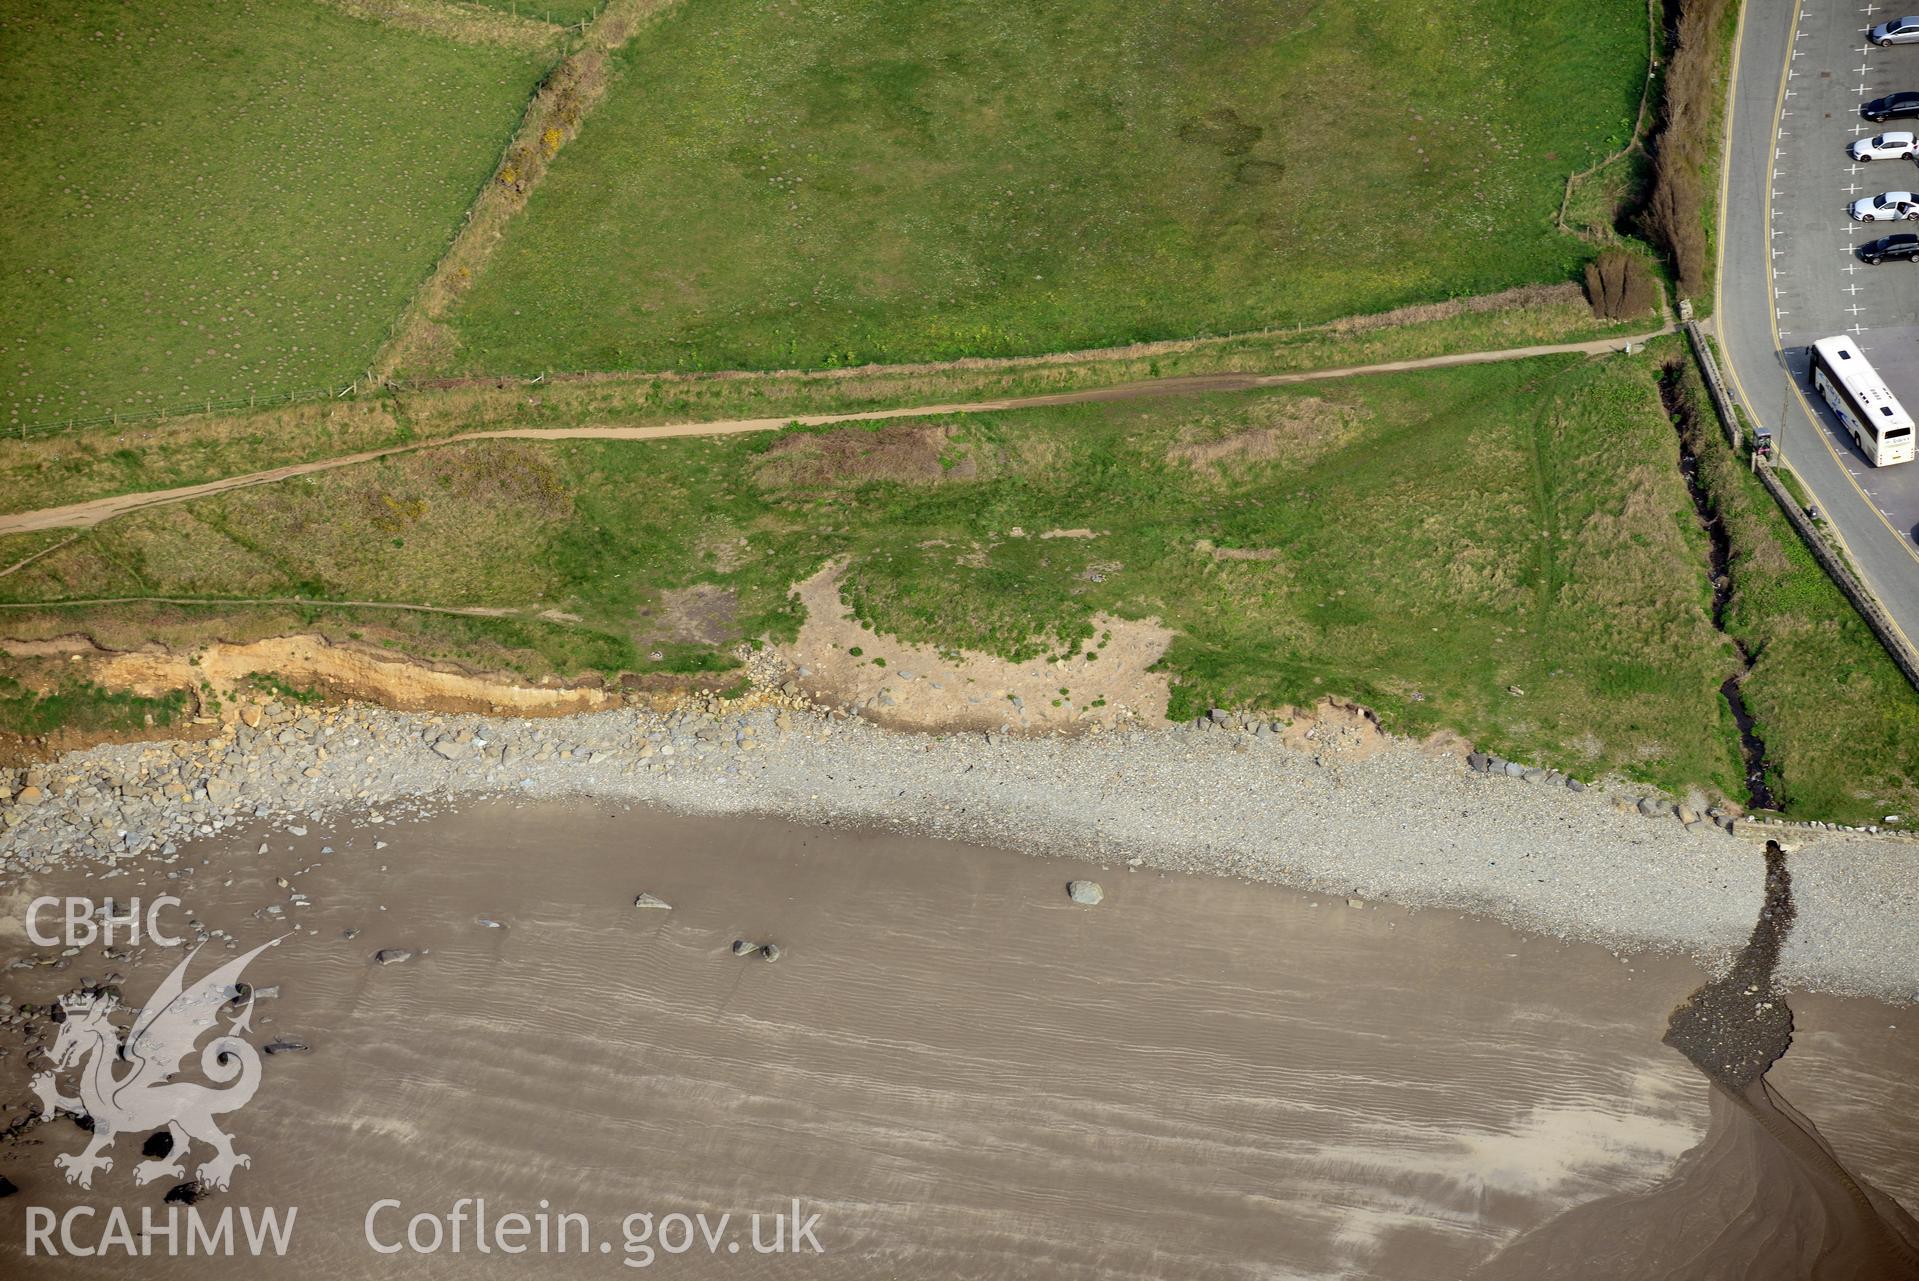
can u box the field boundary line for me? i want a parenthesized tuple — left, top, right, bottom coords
(0, 327, 1668, 539)
(1556, 0, 1663, 238)
(0, 594, 539, 620)
(10, 284, 1621, 441)
(371, 0, 683, 380)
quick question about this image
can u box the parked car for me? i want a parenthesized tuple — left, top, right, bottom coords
(1871, 16, 1919, 45)
(1851, 190, 1919, 221)
(1853, 131, 1919, 161)
(1863, 92, 1919, 123)
(1861, 233, 1919, 264)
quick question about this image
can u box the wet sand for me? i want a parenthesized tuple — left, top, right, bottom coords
(2, 799, 1916, 1277)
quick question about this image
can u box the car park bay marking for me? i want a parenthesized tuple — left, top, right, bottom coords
(1734, 0, 1919, 598)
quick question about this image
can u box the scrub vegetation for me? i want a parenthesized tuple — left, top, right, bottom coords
(1642, 0, 1737, 301)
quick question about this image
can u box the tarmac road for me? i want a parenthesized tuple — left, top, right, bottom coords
(1719, 0, 1919, 648)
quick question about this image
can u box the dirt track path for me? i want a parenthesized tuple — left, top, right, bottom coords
(0, 330, 1666, 537)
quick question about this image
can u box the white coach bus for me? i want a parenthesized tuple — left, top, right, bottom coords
(1809, 335, 1916, 466)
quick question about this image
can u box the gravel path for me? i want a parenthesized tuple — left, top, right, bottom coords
(2, 699, 1914, 1002)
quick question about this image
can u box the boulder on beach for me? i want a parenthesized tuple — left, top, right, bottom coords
(1067, 880, 1104, 906)
(373, 948, 417, 966)
(632, 893, 673, 910)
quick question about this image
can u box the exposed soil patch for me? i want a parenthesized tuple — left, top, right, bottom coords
(1276, 697, 1391, 762)
(638, 584, 739, 647)
(1166, 395, 1361, 478)
(2, 634, 619, 719)
(754, 423, 974, 490)
(1195, 539, 1281, 562)
(314, 0, 562, 50)
(773, 562, 1172, 734)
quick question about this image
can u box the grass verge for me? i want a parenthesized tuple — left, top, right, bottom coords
(1668, 357, 1919, 824)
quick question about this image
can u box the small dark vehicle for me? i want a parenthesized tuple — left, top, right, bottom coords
(1864, 92, 1919, 123)
(1861, 233, 1919, 264)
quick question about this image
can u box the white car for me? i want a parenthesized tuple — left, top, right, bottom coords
(1851, 191, 1919, 221)
(1852, 132, 1919, 161)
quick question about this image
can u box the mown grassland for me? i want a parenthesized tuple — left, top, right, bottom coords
(1670, 361, 1919, 826)
(440, 0, 1647, 376)
(0, 0, 548, 430)
(3, 352, 1766, 800)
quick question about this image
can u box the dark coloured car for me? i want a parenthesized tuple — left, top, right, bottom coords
(1864, 92, 1919, 123)
(1861, 233, 1919, 264)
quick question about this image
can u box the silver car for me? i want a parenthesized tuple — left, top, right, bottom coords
(1872, 16, 1919, 46)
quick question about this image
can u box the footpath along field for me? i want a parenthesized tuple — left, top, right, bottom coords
(437, 0, 1650, 375)
(0, 0, 549, 431)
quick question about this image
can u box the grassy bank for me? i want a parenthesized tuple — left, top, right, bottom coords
(4, 352, 1756, 798)
(0, 0, 549, 431)
(0, 290, 1637, 516)
(0, 674, 188, 740)
(1669, 360, 1919, 825)
(436, 0, 1647, 376)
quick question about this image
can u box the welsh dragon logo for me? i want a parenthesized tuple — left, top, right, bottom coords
(31, 936, 286, 1191)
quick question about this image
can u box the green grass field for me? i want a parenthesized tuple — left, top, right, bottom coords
(1672, 362, 1919, 825)
(0, 0, 547, 430)
(2, 352, 1767, 800)
(437, 0, 1648, 376)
